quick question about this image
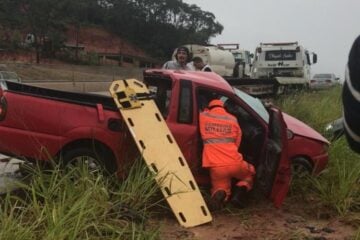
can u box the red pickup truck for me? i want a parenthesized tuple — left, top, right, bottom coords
(0, 69, 329, 206)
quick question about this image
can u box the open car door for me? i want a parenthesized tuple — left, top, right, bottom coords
(256, 107, 291, 208)
(0, 81, 7, 121)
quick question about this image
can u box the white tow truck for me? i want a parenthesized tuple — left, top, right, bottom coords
(217, 43, 253, 78)
(252, 42, 317, 94)
(172, 42, 317, 97)
(179, 44, 236, 77)
(176, 44, 276, 96)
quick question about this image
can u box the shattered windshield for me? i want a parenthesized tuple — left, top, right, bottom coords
(233, 88, 269, 123)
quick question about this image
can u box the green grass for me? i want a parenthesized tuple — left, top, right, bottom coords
(312, 138, 360, 215)
(276, 86, 342, 134)
(277, 86, 360, 226)
(0, 159, 162, 240)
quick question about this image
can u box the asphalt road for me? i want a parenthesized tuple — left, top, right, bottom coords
(0, 154, 23, 194)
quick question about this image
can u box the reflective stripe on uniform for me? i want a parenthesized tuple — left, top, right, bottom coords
(201, 112, 237, 122)
(203, 137, 236, 144)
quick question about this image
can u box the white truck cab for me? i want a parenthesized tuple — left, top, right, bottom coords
(252, 42, 317, 90)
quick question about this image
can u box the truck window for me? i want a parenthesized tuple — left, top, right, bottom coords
(305, 52, 311, 65)
(178, 80, 193, 123)
(145, 77, 172, 118)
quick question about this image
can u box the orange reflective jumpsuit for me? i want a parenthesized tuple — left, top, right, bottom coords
(199, 99, 255, 200)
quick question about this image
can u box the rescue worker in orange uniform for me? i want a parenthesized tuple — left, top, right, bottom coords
(199, 99, 256, 208)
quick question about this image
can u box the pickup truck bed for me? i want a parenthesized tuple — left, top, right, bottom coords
(6, 81, 117, 110)
(0, 81, 134, 174)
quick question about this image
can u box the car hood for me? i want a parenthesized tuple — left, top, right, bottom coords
(282, 112, 329, 144)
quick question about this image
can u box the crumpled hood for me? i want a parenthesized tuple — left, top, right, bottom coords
(283, 112, 329, 144)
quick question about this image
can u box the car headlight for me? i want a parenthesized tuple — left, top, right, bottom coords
(324, 123, 334, 140)
(325, 123, 334, 132)
(287, 129, 294, 140)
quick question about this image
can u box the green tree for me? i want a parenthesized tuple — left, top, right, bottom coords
(105, 0, 223, 57)
(19, 0, 70, 63)
(0, 0, 23, 28)
(0, 0, 23, 49)
(0, 0, 223, 61)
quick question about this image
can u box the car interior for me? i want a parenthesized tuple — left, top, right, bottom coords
(197, 89, 266, 168)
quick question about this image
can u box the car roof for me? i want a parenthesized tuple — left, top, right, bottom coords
(313, 73, 335, 78)
(145, 69, 234, 92)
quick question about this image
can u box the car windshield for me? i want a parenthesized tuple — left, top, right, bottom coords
(314, 74, 332, 78)
(233, 88, 269, 123)
(232, 52, 243, 61)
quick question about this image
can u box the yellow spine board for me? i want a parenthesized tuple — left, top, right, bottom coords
(110, 79, 212, 228)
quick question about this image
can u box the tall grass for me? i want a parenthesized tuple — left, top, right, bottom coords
(311, 138, 360, 224)
(0, 159, 162, 239)
(276, 86, 342, 134)
(277, 87, 360, 225)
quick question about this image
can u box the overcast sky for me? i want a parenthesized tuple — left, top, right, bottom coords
(182, 0, 360, 79)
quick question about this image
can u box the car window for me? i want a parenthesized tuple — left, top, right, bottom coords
(233, 88, 269, 123)
(146, 77, 172, 118)
(314, 74, 332, 78)
(196, 87, 269, 124)
(178, 80, 193, 123)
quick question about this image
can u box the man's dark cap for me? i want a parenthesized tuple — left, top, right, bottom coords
(177, 46, 190, 55)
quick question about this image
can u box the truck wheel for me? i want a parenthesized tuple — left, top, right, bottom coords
(62, 147, 117, 175)
(291, 157, 313, 178)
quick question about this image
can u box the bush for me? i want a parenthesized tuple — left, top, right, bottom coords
(0, 159, 161, 239)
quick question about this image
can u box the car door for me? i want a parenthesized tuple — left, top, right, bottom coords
(166, 80, 202, 172)
(256, 107, 291, 207)
(0, 83, 6, 122)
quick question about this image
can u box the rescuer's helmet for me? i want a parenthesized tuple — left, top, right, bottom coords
(208, 99, 224, 109)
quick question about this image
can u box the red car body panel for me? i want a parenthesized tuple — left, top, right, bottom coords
(0, 70, 329, 207)
(283, 113, 329, 175)
(269, 108, 291, 208)
(283, 113, 329, 144)
(0, 86, 128, 168)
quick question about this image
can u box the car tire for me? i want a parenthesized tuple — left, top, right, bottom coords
(62, 147, 117, 175)
(291, 157, 313, 178)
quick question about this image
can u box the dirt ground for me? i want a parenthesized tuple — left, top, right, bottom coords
(158, 196, 358, 240)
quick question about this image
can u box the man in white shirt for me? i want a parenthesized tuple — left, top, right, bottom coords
(162, 46, 194, 70)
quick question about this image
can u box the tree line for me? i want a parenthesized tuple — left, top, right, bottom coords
(0, 0, 223, 63)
